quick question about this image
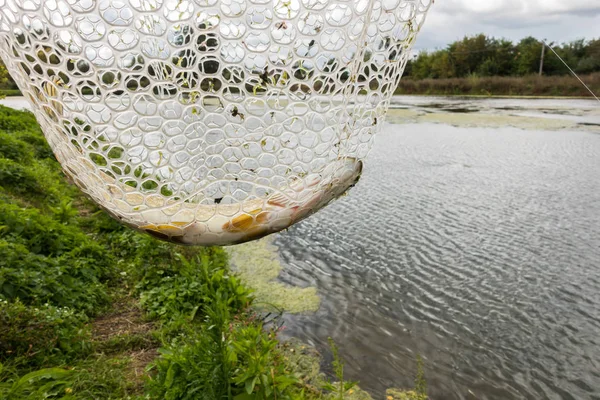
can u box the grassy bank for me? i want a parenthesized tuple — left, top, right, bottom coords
(0, 105, 426, 399)
(395, 73, 600, 97)
(0, 90, 22, 97)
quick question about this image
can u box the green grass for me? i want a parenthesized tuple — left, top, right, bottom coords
(96, 333, 158, 355)
(0, 356, 138, 399)
(0, 89, 22, 97)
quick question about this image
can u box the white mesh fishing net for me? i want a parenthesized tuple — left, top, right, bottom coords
(0, 0, 430, 245)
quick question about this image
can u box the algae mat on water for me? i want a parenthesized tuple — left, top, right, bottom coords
(386, 108, 600, 133)
(227, 237, 320, 313)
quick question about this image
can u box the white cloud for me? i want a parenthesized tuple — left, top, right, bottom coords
(414, 0, 600, 50)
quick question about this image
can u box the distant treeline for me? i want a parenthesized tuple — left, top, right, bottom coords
(404, 34, 600, 79)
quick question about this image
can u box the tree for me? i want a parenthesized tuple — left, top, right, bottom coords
(576, 39, 600, 74)
(0, 61, 11, 88)
(493, 39, 516, 76)
(408, 52, 435, 79)
(447, 34, 492, 77)
(514, 37, 542, 76)
(430, 51, 455, 79)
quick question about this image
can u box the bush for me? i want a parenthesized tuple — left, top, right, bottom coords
(148, 327, 228, 399)
(0, 300, 90, 365)
(139, 252, 251, 323)
(0, 112, 38, 133)
(0, 357, 134, 400)
(0, 364, 75, 400)
(13, 131, 55, 160)
(1, 202, 80, 255)
(0, 240, 109, 315)
(0, 133, 32, 162)
(0, 158, 43, 195)
(0, 89, 22, 97)
(148, 313, 297, 400)
(141, 242, 303, 400)
(0, 107, 69, 204)
(0, 199, 114, 261)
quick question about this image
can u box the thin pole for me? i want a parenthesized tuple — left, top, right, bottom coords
(539, 40, 545, 76)
(542, 40, 600, 103)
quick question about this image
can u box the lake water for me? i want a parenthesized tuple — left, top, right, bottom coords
(3, 95, 600, 399)
(273, 97, 600, 399)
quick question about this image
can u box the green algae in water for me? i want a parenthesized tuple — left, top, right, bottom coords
(279, 338, 322, 388)
(386, 108, 600, 133)
(279, 339, 374, 399)
(385, 389, 427, 400)
(279, 339, 425, 399)
(227, 236, 320, 313)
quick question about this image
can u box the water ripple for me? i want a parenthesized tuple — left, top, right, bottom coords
(276, 122, 600, 399)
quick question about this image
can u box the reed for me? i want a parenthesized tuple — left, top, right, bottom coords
(395, 73, 600, 97)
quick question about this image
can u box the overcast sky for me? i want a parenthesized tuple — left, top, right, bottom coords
(414, 0, 600, 51)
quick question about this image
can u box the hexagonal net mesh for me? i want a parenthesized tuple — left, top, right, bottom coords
(0, 0, 431, 245)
